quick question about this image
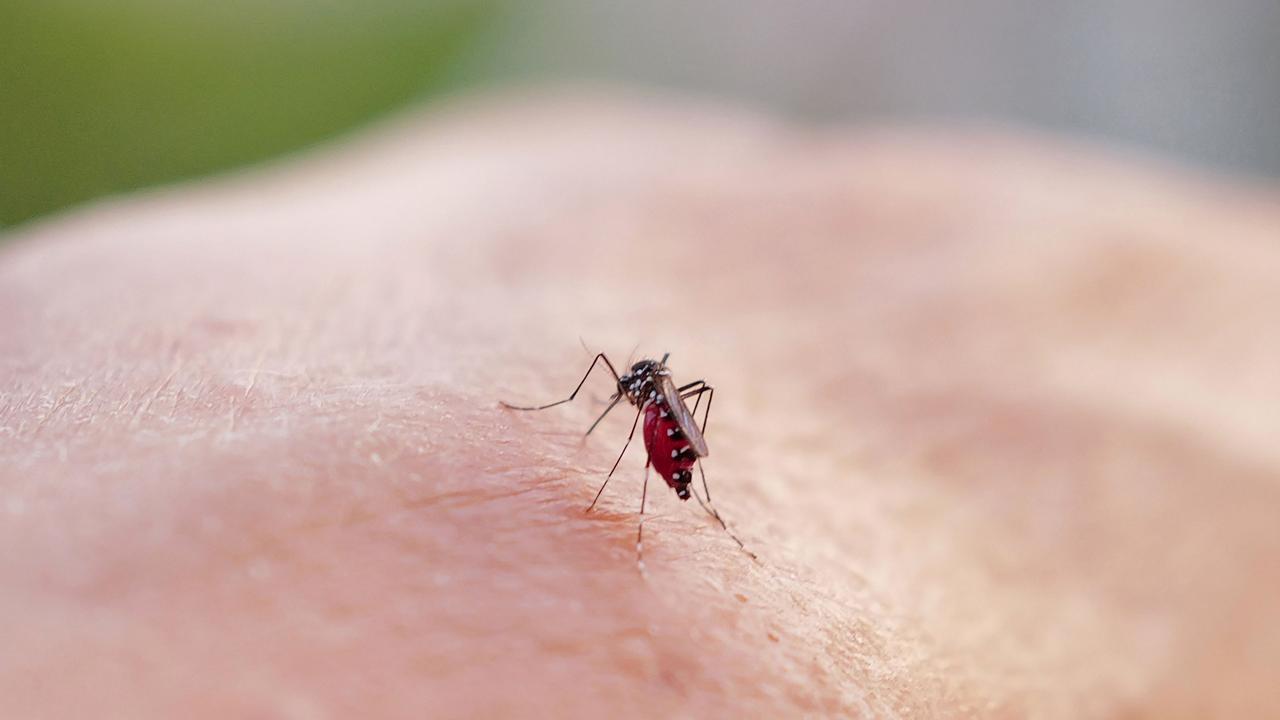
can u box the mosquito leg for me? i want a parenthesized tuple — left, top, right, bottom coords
(586, 405, 644, 512)
(692, 485, 758, 562)
(695, 458, 713, 507)
(636, 462, 651, 578)
(677, 381, 712, 436)
(694, 384, 714, 437)
(677, 378, 706, 403)
(584, 393, 623, 436)
(679, 384, 715, 502)
(500, 353, 620, 411)
(696, 386, 713, 500)
(676, 384, 749, 559)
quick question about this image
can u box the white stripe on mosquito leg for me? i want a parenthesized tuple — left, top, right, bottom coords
(636, 527, 650, 579)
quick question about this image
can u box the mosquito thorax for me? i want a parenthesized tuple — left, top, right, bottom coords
(618, 358, 668, 407)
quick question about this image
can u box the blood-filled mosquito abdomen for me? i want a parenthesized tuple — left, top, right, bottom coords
(642, 401, 697, 500)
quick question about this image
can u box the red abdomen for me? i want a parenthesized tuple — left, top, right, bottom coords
(643, 402, 696, 500)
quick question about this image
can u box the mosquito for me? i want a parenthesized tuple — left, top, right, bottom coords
(501, 352, 757, 572)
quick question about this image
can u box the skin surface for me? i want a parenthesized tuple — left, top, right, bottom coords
(2, 92, 1279, 718)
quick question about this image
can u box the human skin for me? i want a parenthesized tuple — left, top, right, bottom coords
(2, 93, 1278, 718)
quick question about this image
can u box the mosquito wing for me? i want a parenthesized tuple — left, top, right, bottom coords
(657, 373, 709, 458)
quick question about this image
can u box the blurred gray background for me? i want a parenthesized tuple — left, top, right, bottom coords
(477, 0, 1280, 175)
(3, 0, 1277, 228)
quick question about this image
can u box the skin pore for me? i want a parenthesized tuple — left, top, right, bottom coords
(2, 94, 1279, 718)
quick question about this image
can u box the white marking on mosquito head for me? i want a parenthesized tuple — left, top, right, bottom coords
(666, 428, 674, 437)
(671, 450, 679, 458)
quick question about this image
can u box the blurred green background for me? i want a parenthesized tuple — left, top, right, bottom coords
(3, 0, 1277, 230)
(0, 0, 496, 228)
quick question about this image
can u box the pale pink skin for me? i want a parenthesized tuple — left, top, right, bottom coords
(2, 94, 1279, 718)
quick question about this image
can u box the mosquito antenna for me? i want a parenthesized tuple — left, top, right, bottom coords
(660, 352, 670, 365)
